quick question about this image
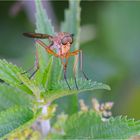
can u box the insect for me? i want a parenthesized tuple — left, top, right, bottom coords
(23, 32, 88, 90)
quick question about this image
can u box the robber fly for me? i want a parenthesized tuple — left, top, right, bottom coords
(23, 32, 88, 90)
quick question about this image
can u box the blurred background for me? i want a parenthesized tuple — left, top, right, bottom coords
(0, 1, 140, 119)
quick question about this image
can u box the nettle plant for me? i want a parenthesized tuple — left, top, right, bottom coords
(0, 0, 140, 139)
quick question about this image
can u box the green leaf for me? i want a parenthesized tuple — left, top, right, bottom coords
(35, 0, 55, 36)
(41, 56, 53, 89)
(34, 0, 54, 82)
(0, 59, 21, 83)
(49, 111, 140, 139)
(53, 78, 110, 91)
(61, 0, 81, 51)
(18, 73, 41, 98)
(0, 59, 32, 94)
(34, 0, 55, 66)
(34, 0, 62, 89)
(44, 78, 110, 103)
(48, 58, 62, 90)
(0, 106, 34, 138)
(0, 84, 34, 112)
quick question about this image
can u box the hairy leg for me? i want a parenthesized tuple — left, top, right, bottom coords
(73, 54, 79, 89)
(61, 58, 71, 90)
(69, 50, 88, 80)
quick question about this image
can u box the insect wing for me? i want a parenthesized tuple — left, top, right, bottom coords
(23, 32, 53, 39)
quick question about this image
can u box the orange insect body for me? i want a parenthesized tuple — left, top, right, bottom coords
(37, 32, 73, 58)
(51, 32, 72, 53)
(23, 32, 87, 89)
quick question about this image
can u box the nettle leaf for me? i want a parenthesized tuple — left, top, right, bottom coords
(45, 79, 110, 103)
(35, 0, 54, 83)
(52, 78, 110, 91)
(34, 0, 62, 90)
(35, 0, 55, 36)
(0, 84, 34, 112)
(41, 56, 53, 89)
(48, 58, 62, 90)
(0, 106, 35, 138)
(0, 59, 32, 94)
(18, 73, 41, 98)
(61, 0, 81, 51)
(49, 111, 140, 139)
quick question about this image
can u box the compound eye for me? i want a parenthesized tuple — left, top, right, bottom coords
(61, 37, 68, 45)
(67, 36, 73, 44)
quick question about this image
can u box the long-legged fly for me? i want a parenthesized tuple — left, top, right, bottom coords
(23, 32, 88, 90)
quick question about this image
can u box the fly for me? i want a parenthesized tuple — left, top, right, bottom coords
(23, 32, 88, 90)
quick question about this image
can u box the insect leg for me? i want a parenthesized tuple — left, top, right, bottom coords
(69, 50, 88, 80)
(35, 40, 59, 57)
(21, 65, 34, 74)
(20, 66, 38, 84)
(79, 50, 88, 80)
(29, 48, 39, 79)
(61, 58, 71, 90)
(21, 40, 40, 79)
(64, 68, 71, 90)
(33, 39, 59, 79)
(73, 54, 79, 90)
(29, 68, 39, 79)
